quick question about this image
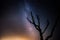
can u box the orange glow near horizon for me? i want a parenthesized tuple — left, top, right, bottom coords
(0, 35, 32, 40)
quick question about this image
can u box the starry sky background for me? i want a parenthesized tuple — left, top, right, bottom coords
(0, 0, 60, 40)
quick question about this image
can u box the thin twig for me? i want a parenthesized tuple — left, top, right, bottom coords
(27, 17, 33, 24)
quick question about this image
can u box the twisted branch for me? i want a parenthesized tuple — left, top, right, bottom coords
(45, 16, 59, 40)
(27, 12, 43, 40)
(27, 11, 59, 40)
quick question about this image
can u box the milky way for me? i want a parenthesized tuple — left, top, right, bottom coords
(0, 0, 59, 40)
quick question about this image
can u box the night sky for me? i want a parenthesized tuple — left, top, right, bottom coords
(0, 0, 60, 40)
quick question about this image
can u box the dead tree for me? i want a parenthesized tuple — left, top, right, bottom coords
(27, 12, 59, 40)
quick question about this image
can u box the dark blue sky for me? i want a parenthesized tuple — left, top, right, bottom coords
(0, 0, 60, 40)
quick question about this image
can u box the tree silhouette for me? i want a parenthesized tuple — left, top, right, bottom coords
(27, 12, 59, 40)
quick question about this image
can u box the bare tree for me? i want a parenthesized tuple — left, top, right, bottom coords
(27, 12, 59, 40)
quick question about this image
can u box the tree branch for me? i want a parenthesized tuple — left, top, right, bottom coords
(35, 15, 41, 31)
(36, 15, 40, 26)
(27, 17, 33, 24)
(27, 11, 43, 40)
(36, 14, 43, 40)
(42, 19, 49, 34)
(27, 17, 39, 30)
(45, 16, 59, 40)
(31, 12, 36, 25)
(27, 12, 38, 30)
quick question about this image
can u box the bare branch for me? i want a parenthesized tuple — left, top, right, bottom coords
(45, 16, 59, 40)
(27, 12, 38, 30)
(27, 11, 59, 40)
(27, 11, 43, 40)
(31, 12, 35, 25)
(36, 15, 40, 26)
(27, 17, 33, 24)
(42, 19, 49, 34)
(36, 14, 43, 40)
(35, 15, 41, 31)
